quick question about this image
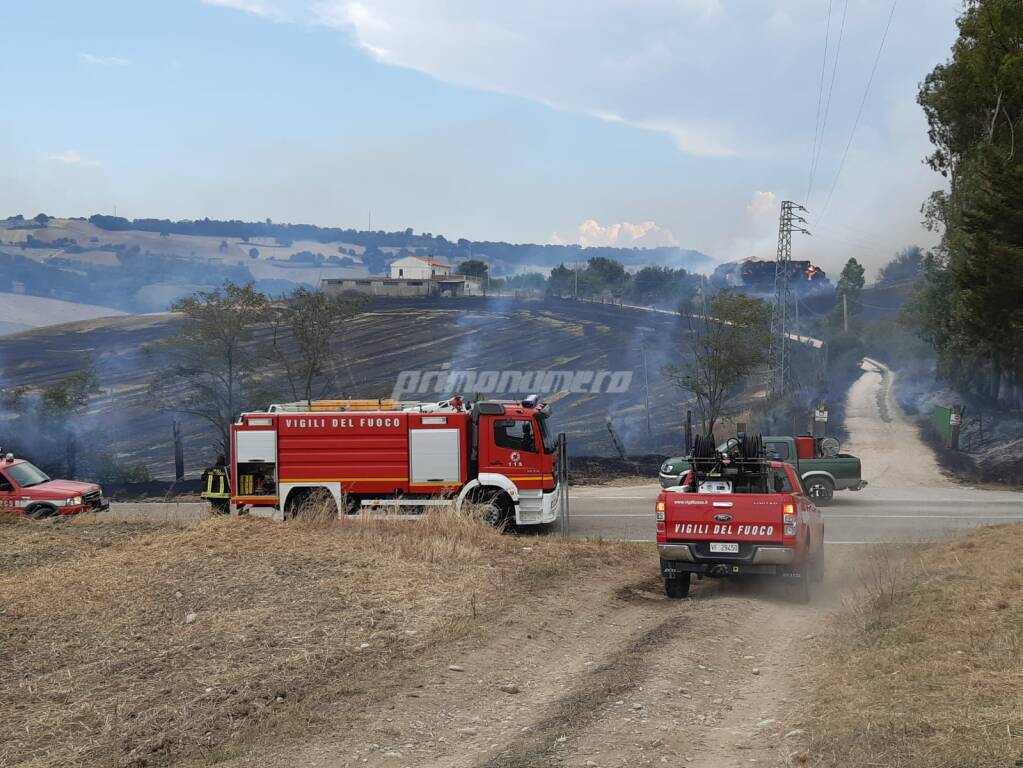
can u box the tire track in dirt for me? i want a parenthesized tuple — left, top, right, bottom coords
(476, 611, 690, 768)
(256, 564, 849, 768)
(554, 555, 854, 768)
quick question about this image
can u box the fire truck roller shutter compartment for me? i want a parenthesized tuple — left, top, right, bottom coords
(409, 429, 461, 485)
(236, 429, 277, 497)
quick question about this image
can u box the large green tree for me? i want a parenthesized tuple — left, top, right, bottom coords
(830, 257, 866, 333)
(877, 246, 924, 286)
(456, 258, 489, 279)
(914, 0, 1023, 407)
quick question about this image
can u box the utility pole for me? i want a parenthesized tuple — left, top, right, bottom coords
(767, 200, 811, 397)
(642, 344, 652, 438)
(574, 263, 579, 298)
(172, 420, 185, 482)
(843, 294, 848, 334)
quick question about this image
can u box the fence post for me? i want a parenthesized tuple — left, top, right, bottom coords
(950, 405, 963, 451)
(558, 433, 570, 536)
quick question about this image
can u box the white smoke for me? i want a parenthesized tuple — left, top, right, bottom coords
(552, 219, 679, 248)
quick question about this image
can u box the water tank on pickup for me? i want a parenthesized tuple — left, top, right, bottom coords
(795, 435, 816, 460)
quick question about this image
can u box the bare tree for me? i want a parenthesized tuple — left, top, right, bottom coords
(664, 290, 771, 435)
(151, 282, 269, 458)
(267, 288, 364, 404)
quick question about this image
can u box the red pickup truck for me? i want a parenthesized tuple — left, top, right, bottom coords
(0, 452, 109, 517)
(656, 442, 823, 602)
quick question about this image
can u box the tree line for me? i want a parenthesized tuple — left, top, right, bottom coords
(913, 0, 1023, 409)
(546, 257, 702, 306)
(82, 214, 710, 272)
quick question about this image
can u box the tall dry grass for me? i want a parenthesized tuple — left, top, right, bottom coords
(795, 525, 1023, 768)
(0, 509, 646, 768)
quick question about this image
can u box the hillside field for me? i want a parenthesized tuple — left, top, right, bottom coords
(0, 297, 710, 476)
(0, 292, 125, 336)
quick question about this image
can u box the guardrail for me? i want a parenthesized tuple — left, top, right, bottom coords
(555, 295, 826, 350)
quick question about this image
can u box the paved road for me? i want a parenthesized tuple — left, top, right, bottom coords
(107, 359, 1018, 539)
(565, 483, 1023, 543)
(567, 358, 1021, 544)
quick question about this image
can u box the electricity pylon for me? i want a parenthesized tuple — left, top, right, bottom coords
(767, 200, 811, 397)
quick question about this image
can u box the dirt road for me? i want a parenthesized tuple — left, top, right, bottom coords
(238, 561, 843, 768)
(843, 357, 950, 488)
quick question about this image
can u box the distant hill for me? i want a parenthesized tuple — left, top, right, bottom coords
(0, 214, 712, 315)
(0, 292, 125, 337)
(81, 214, 713, 275)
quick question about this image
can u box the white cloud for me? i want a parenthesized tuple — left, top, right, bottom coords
(201, 0, 291, 20)
(554, 219, 679, 249)
(206, 0, 815, 156)
(48, 150, 100, 167)
(202, 0, 964, 166)
(79, 53, 130, 67)
(747, 191, 776, 218)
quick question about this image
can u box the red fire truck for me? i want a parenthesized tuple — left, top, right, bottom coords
(230, 395, 566, 526)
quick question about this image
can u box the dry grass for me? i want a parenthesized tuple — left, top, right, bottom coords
(0, 507, 644, 768)
(796, 525, 1023, 767)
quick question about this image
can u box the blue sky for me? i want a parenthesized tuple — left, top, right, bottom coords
(1, 0, 963, 275)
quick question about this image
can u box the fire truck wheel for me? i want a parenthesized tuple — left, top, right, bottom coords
(476, 491, 512, 528)
(285, 489, 338, 521)
(664, 573, 691, 599)
(805, 477, 834, 506)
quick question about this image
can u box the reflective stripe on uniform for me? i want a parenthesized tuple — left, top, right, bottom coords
(202, 469, 231, 500)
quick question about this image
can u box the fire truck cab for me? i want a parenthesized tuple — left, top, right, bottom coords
(230, 396, 565, 526)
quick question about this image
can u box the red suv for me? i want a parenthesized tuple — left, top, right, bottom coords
(0, 452, 109, 517)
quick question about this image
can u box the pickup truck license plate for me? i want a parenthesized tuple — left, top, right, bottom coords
(710, 542, 739, 554)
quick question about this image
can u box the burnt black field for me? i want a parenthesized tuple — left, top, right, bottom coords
(0, 297, 710, 478)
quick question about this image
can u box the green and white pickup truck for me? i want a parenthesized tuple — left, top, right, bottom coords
(658, 435, 866, 505)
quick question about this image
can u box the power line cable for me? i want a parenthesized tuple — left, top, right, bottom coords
(796, 294, 829, 318)
(805, 0, 834, 206)
(819, 0, 899, 221)
(811, 231, 899, 255)
(868, 276, 923, 290)
(808, 0, 849, 209)
(846, 295, 905, 311)
(813, 216, 899, 241)
(810, 228, 900, 252)
(810, 222, 925, 258)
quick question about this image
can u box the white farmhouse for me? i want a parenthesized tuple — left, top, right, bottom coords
(389, 255, 451, 280)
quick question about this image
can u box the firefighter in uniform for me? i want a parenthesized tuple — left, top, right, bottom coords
(201, 455, 231, 515)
